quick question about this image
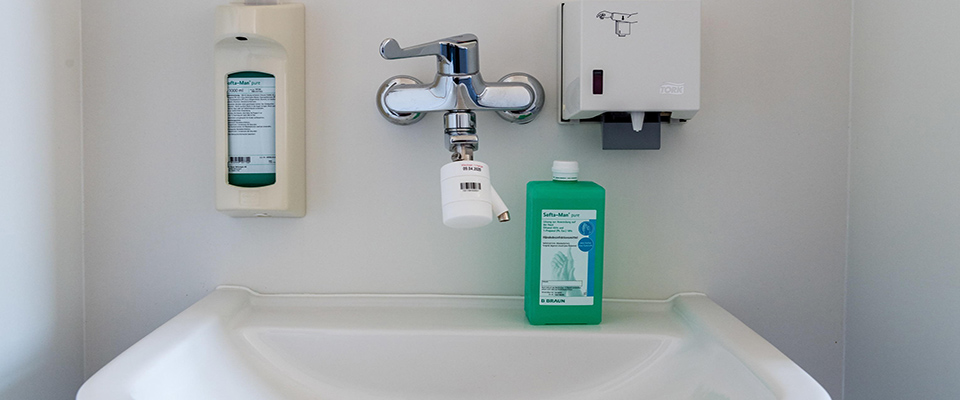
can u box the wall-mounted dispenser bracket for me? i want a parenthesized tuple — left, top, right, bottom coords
(559, 0, 701, 150)
(214, 3, 305, 217)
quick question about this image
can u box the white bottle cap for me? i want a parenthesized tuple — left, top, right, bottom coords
(552, 160, 579, 181)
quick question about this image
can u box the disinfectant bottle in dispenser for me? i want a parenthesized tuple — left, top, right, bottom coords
(215, 1, 305, 217)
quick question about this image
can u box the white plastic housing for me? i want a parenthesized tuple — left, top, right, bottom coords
(560, 0, 700, 121)
(215, 3, 305, 217)
(440, 161, 508, 229)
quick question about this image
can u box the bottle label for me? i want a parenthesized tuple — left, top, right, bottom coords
(539, 210, 597, 306)
(227, 74, 276, 175)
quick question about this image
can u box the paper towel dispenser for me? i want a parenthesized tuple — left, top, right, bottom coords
(560, 0, 700, 149)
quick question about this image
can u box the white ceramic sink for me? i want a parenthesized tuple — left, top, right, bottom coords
(78, 286, 830, 400)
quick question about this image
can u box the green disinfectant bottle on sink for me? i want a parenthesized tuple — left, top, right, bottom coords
(525, 161, 605, 324)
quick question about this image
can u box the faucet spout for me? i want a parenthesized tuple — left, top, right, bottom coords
(490, 186, 510, 222)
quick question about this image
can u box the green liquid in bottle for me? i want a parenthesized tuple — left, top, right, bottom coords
(525, 162, 605, 325)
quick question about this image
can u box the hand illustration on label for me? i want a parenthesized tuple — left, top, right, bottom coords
(551, 247, 583, 297)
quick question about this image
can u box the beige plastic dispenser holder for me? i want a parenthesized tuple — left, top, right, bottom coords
(215, 3, 305, 217)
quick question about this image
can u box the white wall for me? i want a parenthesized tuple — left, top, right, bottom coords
(0, 1, 85, 399)
(845, 1, 960, 399)
(81, 0, 850, 396)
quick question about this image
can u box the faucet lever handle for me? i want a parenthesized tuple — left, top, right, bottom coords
(380, 34, 480, 75)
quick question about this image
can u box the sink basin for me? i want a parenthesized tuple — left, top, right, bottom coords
(78, 286, 830, 399)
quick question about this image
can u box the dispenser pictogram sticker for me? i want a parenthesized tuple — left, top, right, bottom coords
(596, 10, 637, 37)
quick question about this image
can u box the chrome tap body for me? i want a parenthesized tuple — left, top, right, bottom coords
(376, 34, 544, 160)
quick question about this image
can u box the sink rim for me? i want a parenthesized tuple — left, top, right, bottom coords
(77, 285, 831, 400)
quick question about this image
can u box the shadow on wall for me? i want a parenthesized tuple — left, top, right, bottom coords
(0, 0, 84, 399)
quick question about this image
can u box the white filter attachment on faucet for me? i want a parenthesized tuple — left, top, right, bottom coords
(439, 161, 509, 229)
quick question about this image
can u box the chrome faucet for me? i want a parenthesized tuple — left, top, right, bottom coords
(376, 34, 544, 161)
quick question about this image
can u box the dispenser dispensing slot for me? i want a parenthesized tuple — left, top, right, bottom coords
(600, 112, 661, 150)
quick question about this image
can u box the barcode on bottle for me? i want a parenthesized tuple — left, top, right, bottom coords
(229, 157, 251, 163)
(460, 182, 481, 191)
